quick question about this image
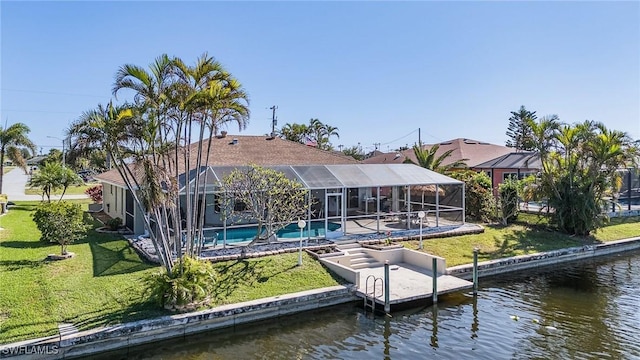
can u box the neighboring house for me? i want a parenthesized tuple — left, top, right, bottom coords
(26, 155, 48, 167)
(94, 134, 465, 242)
(363, 138, 513, 169)
(473, 152, 541, 195)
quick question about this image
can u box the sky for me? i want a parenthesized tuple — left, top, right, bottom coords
(1, 1, 639, 155)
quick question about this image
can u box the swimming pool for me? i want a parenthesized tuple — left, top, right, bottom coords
(202, 222, 341, 245)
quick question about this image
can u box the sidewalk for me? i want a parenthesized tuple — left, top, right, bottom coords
(2, 168, 88, 201)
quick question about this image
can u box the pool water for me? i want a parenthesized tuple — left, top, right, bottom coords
(204, 222, 341, 245)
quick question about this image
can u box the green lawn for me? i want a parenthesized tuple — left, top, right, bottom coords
(24, 184, 92, 196)
(404, 213, 640, 267)
(2, 166, 15, 174)
(0, 202, 636, 344)
(0, 201, 343, 344)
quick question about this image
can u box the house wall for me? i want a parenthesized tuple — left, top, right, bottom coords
(487, 168, 536, 197)
(102, 183, 127, 224)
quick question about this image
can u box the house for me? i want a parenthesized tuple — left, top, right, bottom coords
(363, 138, 513, 168)
(26, 155, 48, 168)
(473, 152, 541, 195)
(94, 134, 466, 243)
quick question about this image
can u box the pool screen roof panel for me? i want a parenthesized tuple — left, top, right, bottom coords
(182, 164, 462, 191)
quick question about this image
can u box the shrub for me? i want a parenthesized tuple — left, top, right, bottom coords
(143, 256, 217, 310)
(499, 176, 520, 225)
(32, 201, 91, 254)
(450, 170, 496, 222)
(85, 185, 103, 203)
(106, 217, 123, 231)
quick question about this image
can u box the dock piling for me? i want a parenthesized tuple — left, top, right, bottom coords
(384, 261, 390, 314)
(473, 248, 479, 295)
(432, 258, 438, 303)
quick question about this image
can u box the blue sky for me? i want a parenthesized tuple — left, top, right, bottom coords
(1, 1, 638, 155)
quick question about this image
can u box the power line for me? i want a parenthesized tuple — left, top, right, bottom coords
(379, 129, 419, 146)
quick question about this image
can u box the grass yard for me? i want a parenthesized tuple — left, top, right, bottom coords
(404, 213, 640, 267)
(24, 184, 93, 196)
(2, 166, 15, 174)
(0, 201, 343, 344)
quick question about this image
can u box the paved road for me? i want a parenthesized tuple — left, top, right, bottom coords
(2, 168, 89, 201)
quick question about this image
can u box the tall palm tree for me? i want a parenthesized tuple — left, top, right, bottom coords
(403, 142, 467, 174)
(0, 122, 37, 193)
(97, 53, 250, 273)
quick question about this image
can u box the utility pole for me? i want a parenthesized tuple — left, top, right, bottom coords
(270, 105, 278, 137)
(374, 143, 380, 151)
(418, 128, 421, 145)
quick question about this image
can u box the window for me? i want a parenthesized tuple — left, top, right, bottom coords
(234, 200, 247, 212)
(503, 172, 518, 181)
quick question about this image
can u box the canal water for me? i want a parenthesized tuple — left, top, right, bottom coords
(113, 250, 640, 359)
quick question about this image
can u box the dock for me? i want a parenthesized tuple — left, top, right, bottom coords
(355, 263, 472, 306)
(319, 243, 474, 311)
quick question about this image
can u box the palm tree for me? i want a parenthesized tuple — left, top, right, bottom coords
(101, 53, 250, 273)
(0, 122, 37, 193)
(28, 161, 82, 202)
(278, 123, 309, 143)
(403, 142, 467, 173)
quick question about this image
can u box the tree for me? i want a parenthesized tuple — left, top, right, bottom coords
(28, 162, 83, 202)
(277, 119, 339, 150)
(80, 53, 251, 275)
(220, 165, 310, 244)
(278, 123, 309, 143)
(506, 105, 537, 151)
(342, 145, 365, 161)
(531, 118, 636, 235)
(0, 122, 37, 193)
(32, 201, 91, 255)
(403, 142, 468, 173)
(308, 118, 339, 150)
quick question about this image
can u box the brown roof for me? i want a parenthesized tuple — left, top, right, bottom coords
(363, 138, 513, 168)
(95, 135, 359, 187)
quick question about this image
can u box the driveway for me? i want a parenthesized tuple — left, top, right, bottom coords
(2, 168, 89, 201)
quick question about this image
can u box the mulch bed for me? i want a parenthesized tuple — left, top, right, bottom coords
(90, 211, 113, 225)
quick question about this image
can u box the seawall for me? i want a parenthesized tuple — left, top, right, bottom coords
(2, 237, 640, 359)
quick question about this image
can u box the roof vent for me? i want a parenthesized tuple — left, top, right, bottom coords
(232, 138, 238, 145)
(220, 130, 227, 138)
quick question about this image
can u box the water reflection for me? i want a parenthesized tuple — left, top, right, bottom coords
(113, 250, 640, 360)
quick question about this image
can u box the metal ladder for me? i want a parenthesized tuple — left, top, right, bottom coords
(364, 275, 383, 313)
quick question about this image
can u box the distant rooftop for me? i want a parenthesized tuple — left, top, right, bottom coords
(363, 138, 513, 168)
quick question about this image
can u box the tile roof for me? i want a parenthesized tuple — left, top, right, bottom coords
(95, 135, 359, 187)
(363, 138, 514, 168)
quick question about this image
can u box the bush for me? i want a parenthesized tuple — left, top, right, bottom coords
(84, 185, 103, 203)
(499, 176, 520, 225)
(106, 217, 123, 231)
(450, 170, 496, 222)
(32, 201, 91, 254)
(143, 256, 217, 311)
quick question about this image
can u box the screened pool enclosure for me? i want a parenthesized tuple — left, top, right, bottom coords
(177, 164, 465, 246)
